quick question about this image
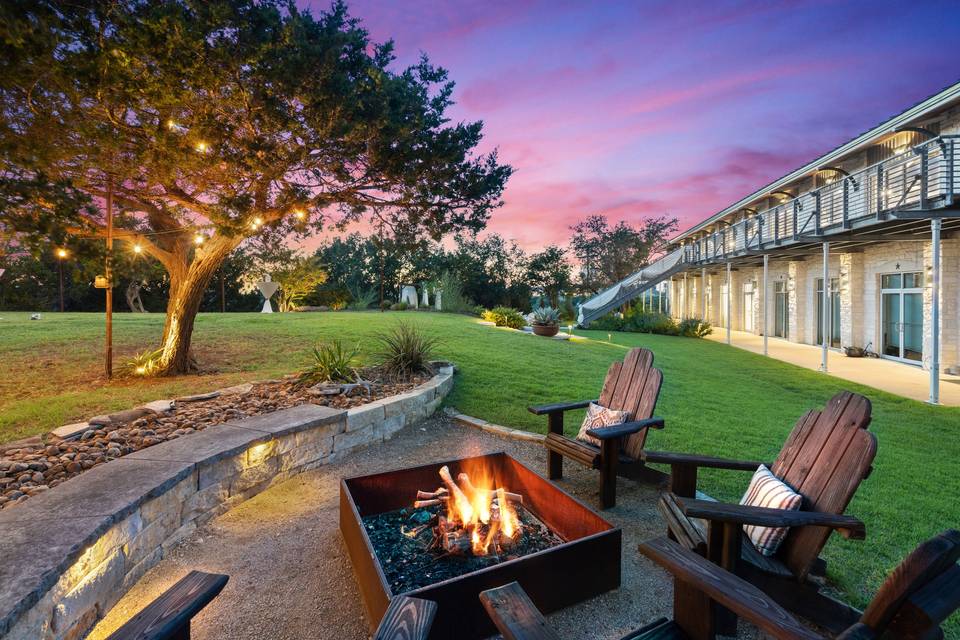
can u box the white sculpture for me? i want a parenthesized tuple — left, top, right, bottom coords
(257, 275, 280, 313)
(420, 283, 430, 307)
(434, 287, 442, 310)
(400, 285, 418, 308)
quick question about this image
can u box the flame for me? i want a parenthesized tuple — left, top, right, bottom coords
(433, 462, 521, 556)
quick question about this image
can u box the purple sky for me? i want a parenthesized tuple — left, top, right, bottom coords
(301, 0, 960, 251)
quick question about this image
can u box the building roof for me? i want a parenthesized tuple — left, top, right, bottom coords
(671, 79, 960, 244)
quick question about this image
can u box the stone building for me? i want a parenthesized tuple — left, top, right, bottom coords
(579, 81, 960, 402)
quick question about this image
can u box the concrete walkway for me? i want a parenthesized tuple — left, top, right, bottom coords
(705, 329, 960, 406)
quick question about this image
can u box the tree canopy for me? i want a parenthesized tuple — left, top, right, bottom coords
(0, 0, 511, 372)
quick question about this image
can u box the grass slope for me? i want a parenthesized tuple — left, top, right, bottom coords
(1, 311, 958, 630)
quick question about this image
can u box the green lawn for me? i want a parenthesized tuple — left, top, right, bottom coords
(2, 310, 959, 630)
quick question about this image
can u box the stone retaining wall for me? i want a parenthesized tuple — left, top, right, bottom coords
(0, 366, 453, 640)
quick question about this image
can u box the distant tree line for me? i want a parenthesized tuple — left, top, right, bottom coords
(1, 213, 677, 314)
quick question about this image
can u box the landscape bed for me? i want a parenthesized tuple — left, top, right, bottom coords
(340, 451, 621, 640)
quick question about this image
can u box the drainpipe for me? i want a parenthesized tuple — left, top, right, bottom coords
(821, 242, 829, 373)
(763, 254, 769, 356)
(930, 218, 941, 405)
(726, 261, 732, 345)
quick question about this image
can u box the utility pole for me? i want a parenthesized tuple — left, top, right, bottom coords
(378, 220, 385, 312)
(57, 248, 67, 312)
(105, 180, 114, 379)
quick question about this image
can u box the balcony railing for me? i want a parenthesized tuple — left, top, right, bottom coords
(682, 135, 959, 264)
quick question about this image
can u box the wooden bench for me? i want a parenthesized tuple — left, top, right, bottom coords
(373, 595, 437, 640)
(105, 571, 228, 640)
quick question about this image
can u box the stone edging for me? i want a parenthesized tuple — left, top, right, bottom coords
(0, 366, 454, 640)
(443, 407, 546, 443)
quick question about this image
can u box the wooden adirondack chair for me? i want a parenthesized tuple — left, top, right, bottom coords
(478, 530, 960, 640)
(528, 347, 666, 508)
(644, 390, 876, 633)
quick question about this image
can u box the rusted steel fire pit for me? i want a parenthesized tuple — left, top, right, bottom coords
(340, 452, 621, 639)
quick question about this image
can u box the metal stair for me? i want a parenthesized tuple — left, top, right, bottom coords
(577, 248, 685, 326)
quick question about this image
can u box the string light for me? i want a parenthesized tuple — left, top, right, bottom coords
(166, 119, 178, 131)
(133, 243, 143, 254)
(195, 141, 209, 153)
(194, 233, 205, 245)
(57, 248, 67, 259)
(250, 216, 263, 230)
(293, 209, 306, 220)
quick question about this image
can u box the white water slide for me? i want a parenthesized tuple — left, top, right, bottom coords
(577, 248, 686, 326)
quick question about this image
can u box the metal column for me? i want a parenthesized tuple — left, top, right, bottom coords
(701, 267, 707, 320)
(820, 242, 829, 373)
(763, 254, 769, 357)
(683, 272, 688, 320)
(725, 262, 731, 345)
(930, 218, 941, 405)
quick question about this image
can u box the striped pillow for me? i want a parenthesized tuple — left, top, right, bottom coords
(576, 402, 629, 447)
(740, 465, 803, 556)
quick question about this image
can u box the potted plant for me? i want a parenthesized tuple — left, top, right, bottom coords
(531, 306, 561, 337)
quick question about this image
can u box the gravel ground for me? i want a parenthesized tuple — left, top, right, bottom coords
(88, 416, 764, 640)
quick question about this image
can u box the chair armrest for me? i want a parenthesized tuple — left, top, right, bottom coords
(374, 595, 437, 640)
(639, 537, 822, 640)
(106, 571, 228, 640)
(642, 450, 767, 471)
(679, 498, 866, 540)
(479, 582, 561, 640)
(587, 417, 665, 440)
(527, 399, 596, 415)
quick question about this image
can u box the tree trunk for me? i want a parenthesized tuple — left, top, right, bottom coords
(156, 238, 239, 375)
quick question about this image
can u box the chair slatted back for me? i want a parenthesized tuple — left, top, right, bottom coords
(771, 391, 876, 579)
(597, 348, 663, 461)
(862, 530, 960, 637)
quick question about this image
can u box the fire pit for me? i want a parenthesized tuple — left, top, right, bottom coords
(340, 452, 621, 639)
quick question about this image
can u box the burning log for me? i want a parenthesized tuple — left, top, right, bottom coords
(494, 489, 523, 504)
(439, 465, 475, 523)
(413, 498, 448, 508)
(416, 488, 448, 500)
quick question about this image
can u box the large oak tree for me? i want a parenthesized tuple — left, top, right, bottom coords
(0, 0, 511, 373)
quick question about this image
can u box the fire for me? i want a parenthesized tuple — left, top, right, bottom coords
(421, 463, 523, 556)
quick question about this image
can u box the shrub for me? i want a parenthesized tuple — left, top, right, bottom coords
(591, 314, 625, 331)
(375, 323, 439, 379)
(437, 270, 473, 313)
(627, 312, 678, 335)
(531, 306, 560, 326)
(298, 340, 361, 384)
(348, 287, 377, 310)
(482, 306, 526, 329)
(330, 300, 347, 311)
(678, 318, 712, 338)
(390, 301, 409, 311)
(124, 347, 163, 377)
(472, 305, 487, 317)
(380, 299, 394, 310)
(560, 297, 577, 322)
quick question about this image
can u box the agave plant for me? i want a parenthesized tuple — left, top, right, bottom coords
(531, 306, 560, 326)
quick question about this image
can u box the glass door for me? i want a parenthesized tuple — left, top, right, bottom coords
(743, 282, 754, 333)
(881, 272, 923, 363)
(720, 283, 728, 328)
(774, 281, 788, 338)
(816, 278, 841, 348)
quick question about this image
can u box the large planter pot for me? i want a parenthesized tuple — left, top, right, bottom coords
(532, 323, 559, 337)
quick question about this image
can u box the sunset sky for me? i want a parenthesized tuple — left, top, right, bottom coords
(302, 0, 960, 251)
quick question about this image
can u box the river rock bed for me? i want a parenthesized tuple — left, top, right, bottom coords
(0, 371, 429, 511)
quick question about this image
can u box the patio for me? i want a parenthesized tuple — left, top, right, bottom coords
(706, 329, 960, 406)
(85, 415, 767, 640)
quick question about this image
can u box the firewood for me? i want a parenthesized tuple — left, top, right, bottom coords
(494, 488, 523, 504)
(438, 465, 474, 522)
(416, 488, 448, 500)
(413, 498, 447, 508)
(442, 529, 471, 555)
